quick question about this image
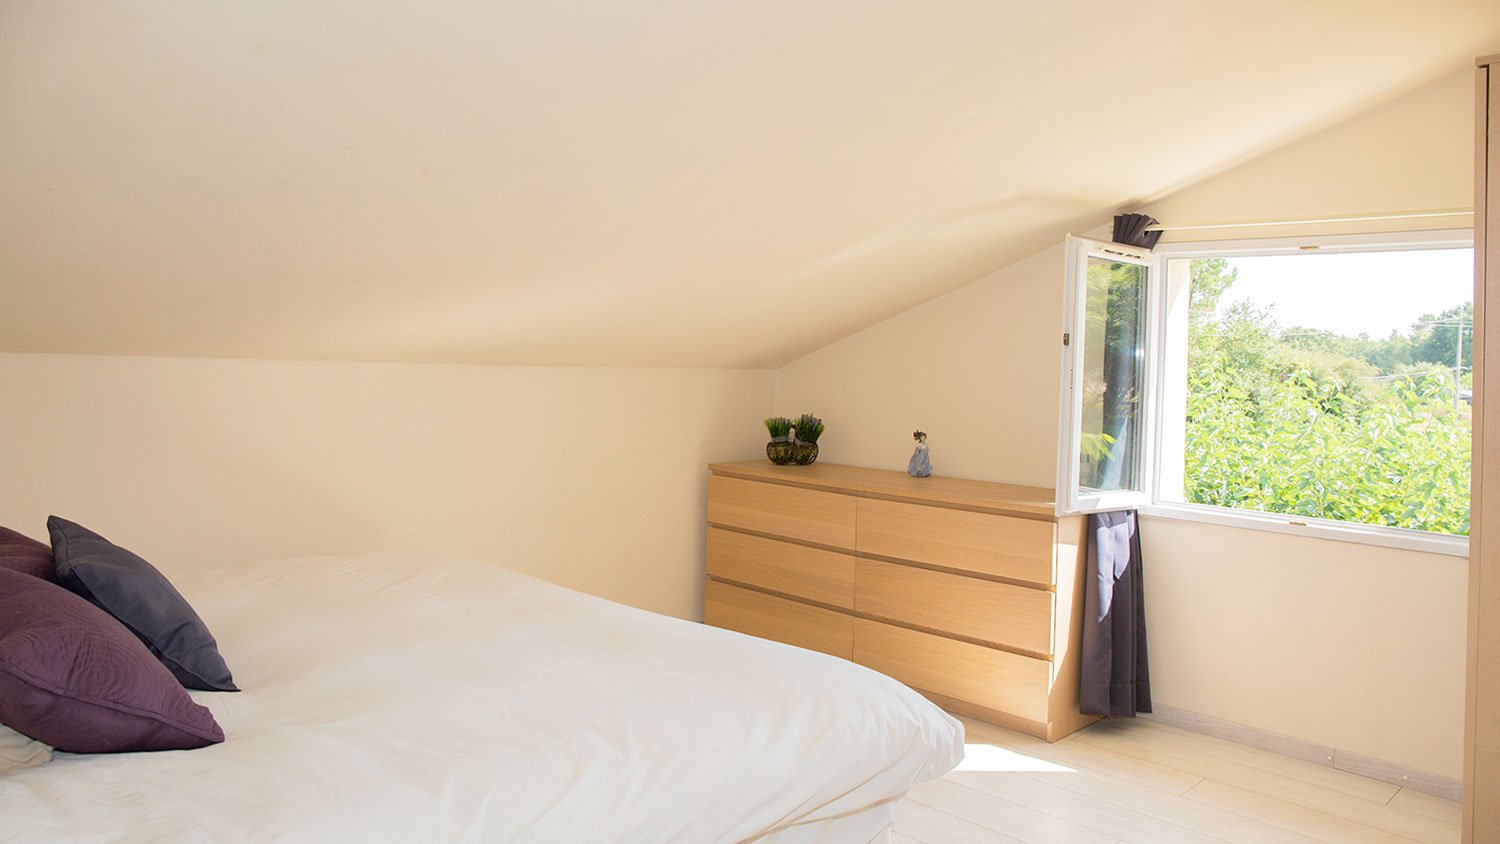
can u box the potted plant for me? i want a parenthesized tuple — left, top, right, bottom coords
(764, 417, 795, 464)
(791, 414, 824, 465)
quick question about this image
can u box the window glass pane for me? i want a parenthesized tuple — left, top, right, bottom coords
(1078, 256, 1147, 493)
(1169, 248, 1473, 535)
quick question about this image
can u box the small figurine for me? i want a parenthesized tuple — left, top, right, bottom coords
(907, 430, 932, 478)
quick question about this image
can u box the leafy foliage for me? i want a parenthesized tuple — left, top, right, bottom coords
(764, 417, 792, 439)
(792, 414, 824, 445)
(1183, 260, 1471, 535)
(1412, 302, 1473, 370)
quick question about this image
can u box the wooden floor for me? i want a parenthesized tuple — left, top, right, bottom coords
(893, 714, 1460, 844)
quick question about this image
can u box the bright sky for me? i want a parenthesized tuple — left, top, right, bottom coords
(1207, 248, 1474, 337)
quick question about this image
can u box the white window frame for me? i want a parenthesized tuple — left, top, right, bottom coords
(1058, 228, 1474, 558)
(1056, 235, 1163, 514)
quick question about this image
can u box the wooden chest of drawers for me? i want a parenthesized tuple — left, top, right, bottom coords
(703, 461, 1097, 741)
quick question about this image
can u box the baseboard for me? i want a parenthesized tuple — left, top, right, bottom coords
(1139, 703, 1461, 802)
(1331, 748, 1462, 803)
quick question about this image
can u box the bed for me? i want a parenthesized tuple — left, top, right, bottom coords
(0, 552, 964, 842)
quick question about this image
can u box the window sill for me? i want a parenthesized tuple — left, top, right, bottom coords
(1137, 502, 1469, 558)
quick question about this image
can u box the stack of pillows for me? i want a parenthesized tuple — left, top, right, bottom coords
(0, 518, 236, 774)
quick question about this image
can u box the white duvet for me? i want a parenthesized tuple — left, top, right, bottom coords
(0, 553, 962, 843)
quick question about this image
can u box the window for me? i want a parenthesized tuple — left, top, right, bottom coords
(1059, 231, 1475, 553)
(1057, 238, 1156, 513)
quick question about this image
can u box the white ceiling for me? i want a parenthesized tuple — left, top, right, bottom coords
(2, 1, 1497, 368)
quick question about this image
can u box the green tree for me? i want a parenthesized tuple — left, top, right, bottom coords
(1181, 259, 1470, 535)
(1410, 302, 1473, 373)
(1279, 327, 1414, 373)
(1188, 257, 1237, 322)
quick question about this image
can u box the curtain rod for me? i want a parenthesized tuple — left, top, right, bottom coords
(1143, 208, 1473, 233)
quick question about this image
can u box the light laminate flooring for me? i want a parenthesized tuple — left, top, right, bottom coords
(893, 714, 1460, 844)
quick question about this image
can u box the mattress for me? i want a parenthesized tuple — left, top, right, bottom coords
(0, 552, 963, 842)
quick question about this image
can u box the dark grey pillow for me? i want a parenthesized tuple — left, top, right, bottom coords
(50, 517, 238, 692)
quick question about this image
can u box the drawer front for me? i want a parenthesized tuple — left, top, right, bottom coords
(853, 618, 1049, 723)
(708, 475, 856, 549)
(707, 527, 855, 609)
(704, 580, 853, 660)
(857, 498, 1055, 585)
(855, 559, 1053, 656)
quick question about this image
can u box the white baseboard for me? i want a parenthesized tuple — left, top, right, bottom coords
(1139, 703, 1461, 802)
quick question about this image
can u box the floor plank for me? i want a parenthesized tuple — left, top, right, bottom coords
(970, 772, 1223, 844)
(1074, 722, 1455, 843)
(898, 712, 1460, 844)
(908, 778, 1117, 844)
(894, 799, 1028, 844)
(1183, 779, 1448, 844)
(1388, 788, 1463, 826)
(1001, 768, 1326, 844)
(957, 716, 1204, 796)
(1082, 718, 1398, 803)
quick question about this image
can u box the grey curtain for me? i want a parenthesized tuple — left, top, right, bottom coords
(1112, 213, 1162, 250)
(1081, 510, 1152, 716)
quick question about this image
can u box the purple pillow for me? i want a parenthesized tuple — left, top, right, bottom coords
(0, 526, 54, 581)
(50, 517, 237, 692)
(0, 568, 224, 753)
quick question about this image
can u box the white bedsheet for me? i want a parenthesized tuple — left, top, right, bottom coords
(1, 553, 962, 842)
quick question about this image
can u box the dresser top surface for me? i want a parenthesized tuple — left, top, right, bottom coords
(709, 461, 1058, 518)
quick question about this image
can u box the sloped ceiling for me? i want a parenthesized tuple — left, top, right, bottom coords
(2, 1, 1497, 368)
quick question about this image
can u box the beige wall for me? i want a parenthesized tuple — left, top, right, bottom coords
(775, 242, 1064, 488)
(1144, 520, 1466, 776)
(775, 69, 1475, 778)
(0, 354, 772, 620)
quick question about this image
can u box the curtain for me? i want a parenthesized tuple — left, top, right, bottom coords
(1081, 510, 1152, 716)
(1112, 213, 1162, 250)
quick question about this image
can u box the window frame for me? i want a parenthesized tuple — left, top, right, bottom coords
(1059, 228, 1475, 558)
(1056, 235, 1163, 515)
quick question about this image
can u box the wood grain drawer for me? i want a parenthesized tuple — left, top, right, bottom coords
(853, 618, 1049, 723)
(707, 527, 855, 609)
(704, 580, 853, 660)
(708, 475, 856, 549)
(857, 498, 1055, 585)
(855, 559, 1053, 656)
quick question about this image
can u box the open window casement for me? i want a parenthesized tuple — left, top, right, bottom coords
(1057, 235, 1163, 515)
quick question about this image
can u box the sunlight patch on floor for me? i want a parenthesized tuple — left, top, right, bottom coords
(954, 743, 1075, 774)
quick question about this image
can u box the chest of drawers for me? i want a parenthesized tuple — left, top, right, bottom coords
(702, 461, 1097, 741)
